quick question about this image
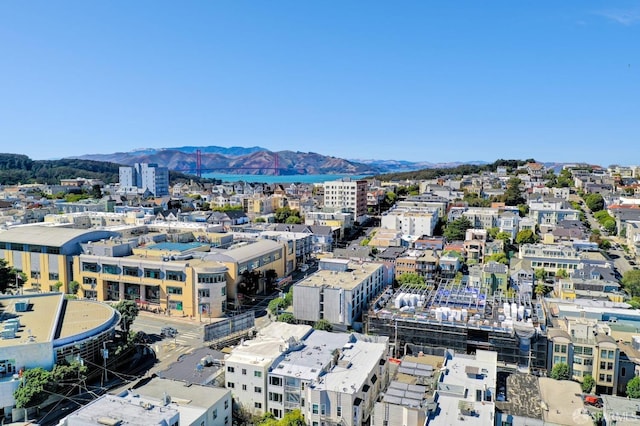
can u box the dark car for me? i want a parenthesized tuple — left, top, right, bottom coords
(160, 326, 178, 338)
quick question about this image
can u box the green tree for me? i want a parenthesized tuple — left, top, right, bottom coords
(504, 178, 525, 206)
(313, 319, 333, 332)
(285, 215, 302, 224)
(550, 362, 570, 380)
(486, 252, 509, 265)
(534, 283, 548, 299)
(90, 184, 102, 199)
(52, 360, 88, 385)
(535, 268, 547, 282)
(599, 239, 612, 250)
(0, 258, 17, 293)
(397, 273, 426, 287)
(53, 281, 63, 292)
(581, 374, 595, 393)
(443, 217, 472, 241)
(68, 280, 80, 295)
(113, 299, 140, 333)
(584, 193, 605, 212)
(254, 217, 266, 223)
(627, 376, 640, 398)
(277, 313, 296, 324)
(488, 227, 500, 239)
(14, 367, 54, 408)
(555, 269, 569, 279)
(622, 270, 640, 297)
(495, 231, 512, 243)
(603, 219, 616, 234)
(268, 297, 288, 315)
(515, 229, 539, 245)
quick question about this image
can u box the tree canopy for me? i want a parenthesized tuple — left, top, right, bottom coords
(113, 300, 140, 333)
(13, 368, 55, 408)
(0, 259, 18, 294)
(550, 362, 570, 380)
(443, 217, 472, 241)
(313, 319, 333, 332)
(581, 374, 595, 393)
(396, 272, 426, 287)
(622, 270, 640, 297)
(515, 229, 539, 245)
(503, 178, 526, 206)
(627, 376, 640, 398)
(584, 193, 605, 212)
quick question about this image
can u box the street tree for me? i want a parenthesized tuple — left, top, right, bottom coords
(550, 362, 570, 380)
(114, 300, 140, 333)
(622, 270, 640, 297)
(277, 313, 296, 324)
(581, 374, 595, 393)
(627, 376, 640, 398)
(584, 193, 605, 212)
(14, 368, 55, 408)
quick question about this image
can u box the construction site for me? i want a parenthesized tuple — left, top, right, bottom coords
(364, 279, 549, 374)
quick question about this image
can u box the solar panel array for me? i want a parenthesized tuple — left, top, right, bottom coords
(382, 381, 427, 408)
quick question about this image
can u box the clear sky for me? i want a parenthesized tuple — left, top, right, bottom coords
(1, 1, 639, 166)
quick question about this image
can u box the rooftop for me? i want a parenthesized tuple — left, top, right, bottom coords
(427, 350, 497, 426)
(295, 261, 383, 291)
(0, 225, 116, 247)
(494, 373, 543, 420)
(271, 330, 351, 382)
(538, 378, 590, 425)
(602, 394, 640, 425)
(311, 339, 387, 394)
(226, 323, 312, 367)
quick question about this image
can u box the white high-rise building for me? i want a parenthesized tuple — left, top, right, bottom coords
(119, 162, 169, 196)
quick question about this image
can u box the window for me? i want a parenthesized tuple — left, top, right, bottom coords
(82, 262, 98, 272)
(227, 382, 234, 388)
(198, 288, 210, 298)
(225, 416, 228, 425)
(224, 400, 229, 409)
(606, 374, 613, 383)
(213, 409, 218, 419)
(599, 374, 605, 381)
(554, 344, 567, 354)
(584, 347, 593, 356)
(102, 264, 118, 275)
(242, 384, 247, 391)
(123, 266, 138, 277)
(242, 368, 247, 375)
(255, 386, 262, 393)
(254, 371, 262, 377)
(622, 367, 627, 376)
(166, 270, 183, 281)
(312, 404, 319, 415)
(270, 376, 282, 386)
(167, 286, 183, 295)
(227, 366, 235, 373)
(255, 402, 262, 409)
(48, 272, 59, 280)
(337, 406, 342, 417)
(268, 392, 283, 403)
(144, 268, 161, 279)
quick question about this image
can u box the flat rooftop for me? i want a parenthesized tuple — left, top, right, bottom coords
(62, 393, 180, 425)
(295, 261, 382, 291)
(0, 293, 118, 348)
(312, 340, 387, 394)
(271, 330, 351, 382)
(226, 323, 312, 367)
(146, 241, 209, 252)
(538, 377, 590, 425)
(427, 351, 497, 426)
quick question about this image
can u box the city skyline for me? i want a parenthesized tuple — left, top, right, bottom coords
(1, 1, 639, 166)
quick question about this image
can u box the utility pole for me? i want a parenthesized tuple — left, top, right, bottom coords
(101, 342, 109, 387)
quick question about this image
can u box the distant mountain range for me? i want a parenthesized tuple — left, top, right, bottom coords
(72, 146, 488, 175)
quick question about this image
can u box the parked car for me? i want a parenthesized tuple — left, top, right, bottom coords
(160, 326, 178, 338)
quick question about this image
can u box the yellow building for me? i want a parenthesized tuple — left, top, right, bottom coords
(0, 226, 119, 293)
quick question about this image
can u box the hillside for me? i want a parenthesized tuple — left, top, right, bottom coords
(73, 147, 381, 175)
(0, 154, 201, 186)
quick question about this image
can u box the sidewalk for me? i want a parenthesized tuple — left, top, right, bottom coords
(137, 309, 210, 325)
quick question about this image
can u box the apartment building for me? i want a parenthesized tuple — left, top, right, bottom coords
(322, 178, 368, 222)
(425, 350, 497, 426)
(224, 323, 313, 415)
(518, 243, 582, 277)
(381, 206, 440, 237)
(293, 259, 386, 329)
(547, 317, 619, 395)
(528, 199, 579, 228)
(119, 162, 169, 197)
(462, 207, 501, 230)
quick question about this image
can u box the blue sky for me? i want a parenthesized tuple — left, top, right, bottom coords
(1, 1, 639, 166)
